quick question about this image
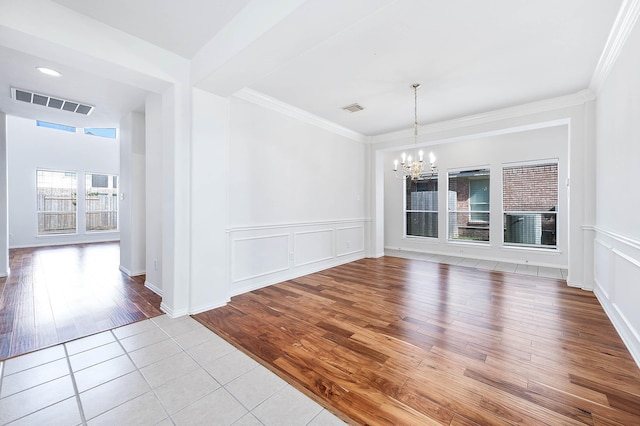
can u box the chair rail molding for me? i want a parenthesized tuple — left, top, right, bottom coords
(228, 218, 367, 296)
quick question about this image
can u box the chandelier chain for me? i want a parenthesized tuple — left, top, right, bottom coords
(393, 83, 437, 181)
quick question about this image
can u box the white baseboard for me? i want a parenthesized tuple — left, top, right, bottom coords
(594, 285, 640, 369)
(144, 280, 162, 297)
(591, 227, 640, 369)
(160, 302, 189, 319)
(189, 299, 229, 315)
(566, 279, 591, 290)
(229, 219, 367, 297)
(231, 252, 364, 296)
(119, 265, 145, 277)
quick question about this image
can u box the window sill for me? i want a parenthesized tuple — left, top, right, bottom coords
(447, 240, 490, 246)
(500, 245, 562, 254)
(403, 235, 439, 242)
(37, 232, 79, 237)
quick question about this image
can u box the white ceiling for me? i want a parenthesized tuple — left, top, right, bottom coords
(52, 0, 253, 59)
(0, 45, 149, 128)
(0, 0, 623, 136)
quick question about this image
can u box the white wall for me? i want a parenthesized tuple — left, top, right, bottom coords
(190, 88, 230, 312)
(593, 15, 640, 365)
(7, 115, 120, 248)
(384, 124, 569, 267)
(144, 94, 164, 296)
(0, 0, 195, 319)
(227, 96, 367, 294)
(119, 112, 146, 276)
(371, 93, 595, 290)
(0, 113, 8, 277)
(158, 82, 193, 317)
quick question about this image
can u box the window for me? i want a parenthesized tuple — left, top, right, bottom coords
(448, 169, 490, 242)
(503, 162, 558, 249)
(405, 177, 438, 238)
(85, 173, 119, 232)
(33, 120, 117, 138)
(36, 120, 76, 133)
(36, 170, 77, 235)
(84, 128, 117, 139)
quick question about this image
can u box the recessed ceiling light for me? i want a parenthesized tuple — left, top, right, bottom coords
(36, 67, 62, 77)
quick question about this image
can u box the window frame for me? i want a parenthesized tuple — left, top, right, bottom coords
(403, 174, 439, 239)
(447, 167, 491, 244)
(36, 169, 78, 236)
(36, 120, 76, 133)
(84, 172, 119, 233)
(502, 159, 559, 250)
(83, 128, 117, 139)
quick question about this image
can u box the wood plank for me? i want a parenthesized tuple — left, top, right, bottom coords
(195, 256, 640, 425)
(1, 242, 163, 361)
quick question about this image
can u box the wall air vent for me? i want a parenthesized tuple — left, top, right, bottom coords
(342, 103, 364, 113)
(11, 88, 94, 116)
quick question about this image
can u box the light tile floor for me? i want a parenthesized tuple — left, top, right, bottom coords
(0, 315, 346, 426)
(0, 254, 568, 426)
(385, 249, 569, 280)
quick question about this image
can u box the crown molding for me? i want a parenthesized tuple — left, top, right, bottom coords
(590, 0, 640, 93)
(233, 85, 599, 146)
(371, 90, 595, 144)
(233, 88, 367, 143)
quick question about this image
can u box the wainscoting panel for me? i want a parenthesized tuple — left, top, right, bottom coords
(612, 249, 640, 338)
(231, 233, 290, 282)
(229, 219, 366, 296)
(336, 225, 365, 257)
(294, 229, 334, 267)
(593, 228, 640, 368)
(594, 239, 612, 298)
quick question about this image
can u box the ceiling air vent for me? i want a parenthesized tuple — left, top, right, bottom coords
(11, 88, 94, 116)
(342, 103, 364, 113)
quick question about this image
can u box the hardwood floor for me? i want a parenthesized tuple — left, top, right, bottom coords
(195, 256, 640, 425)
(0, 242, 162, 360)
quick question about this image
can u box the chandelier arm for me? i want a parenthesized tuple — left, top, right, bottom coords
(392, 83, 436, 181)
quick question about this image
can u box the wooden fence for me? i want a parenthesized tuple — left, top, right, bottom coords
(37, 194, 117, 234)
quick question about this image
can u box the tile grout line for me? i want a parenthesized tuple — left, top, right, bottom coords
(163, 321, 259, 421)
(111, 327, 175, 425)
(0, 349, 82, 424)
(155, 317, 299, 424)
(63, 343, 88, 426)
(173, 320, 334, 425)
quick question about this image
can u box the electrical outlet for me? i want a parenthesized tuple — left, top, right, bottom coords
(153, 258, 158, 270)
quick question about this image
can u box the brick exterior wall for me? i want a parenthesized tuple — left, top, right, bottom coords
(448, 175, 490, 240)
(449, 176, 470, 229)
(503, 164, 558, 212)
(407, 165, 557, 244)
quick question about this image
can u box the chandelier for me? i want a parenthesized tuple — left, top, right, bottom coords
(393, 83, 437, 181)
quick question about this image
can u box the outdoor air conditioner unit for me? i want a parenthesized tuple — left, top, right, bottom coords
(507, 214, 542, 245)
